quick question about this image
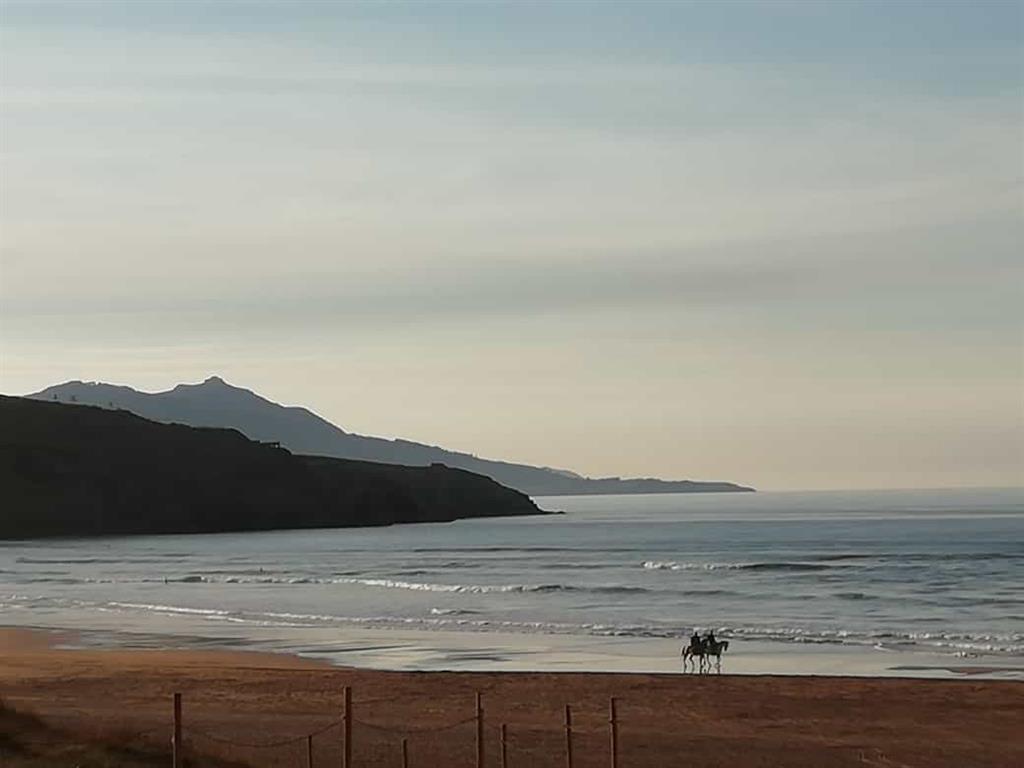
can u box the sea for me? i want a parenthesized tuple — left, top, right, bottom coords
(2, 488, 1022, 676)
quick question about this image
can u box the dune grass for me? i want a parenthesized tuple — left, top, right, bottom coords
(0, 698, 249, 768)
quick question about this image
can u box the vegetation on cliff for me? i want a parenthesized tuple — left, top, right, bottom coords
(0, 396, 543, 539)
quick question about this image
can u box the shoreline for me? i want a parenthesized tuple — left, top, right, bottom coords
(4, 618, 1023, 681)
(4, 625, 1023, 682)
(2, 627, 1021, 767)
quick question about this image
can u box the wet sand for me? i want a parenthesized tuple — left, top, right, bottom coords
(12, 609, 1022, 679)
(2, 628, 1022, 767)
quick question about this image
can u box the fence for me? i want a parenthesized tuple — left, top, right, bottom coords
(156, 687, 624, 768)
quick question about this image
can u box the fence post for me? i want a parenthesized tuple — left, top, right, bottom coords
(401, 737, 409, 768)
(307, 733, 314, 768)
(343, 685, 353, 768)
(172, 692, 182, 768)
(500, 724, 508, 768)
(475, 692, 484, 768)
(609, 697, 618, 768)
(565, 704, 574, 768)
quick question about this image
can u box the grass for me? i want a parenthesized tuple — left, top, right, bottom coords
(0, 698, 250, 768)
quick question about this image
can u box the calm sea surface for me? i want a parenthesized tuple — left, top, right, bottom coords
(2, 488, 1022, 661)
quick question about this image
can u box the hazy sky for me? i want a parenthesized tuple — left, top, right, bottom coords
(2, 1, 1022, 490)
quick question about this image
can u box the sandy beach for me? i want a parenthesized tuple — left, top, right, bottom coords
(2, 627, 1022, 768)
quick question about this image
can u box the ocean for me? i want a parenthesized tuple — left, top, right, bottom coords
(2, 488, 1022, 676)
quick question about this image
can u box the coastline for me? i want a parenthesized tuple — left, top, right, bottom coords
(2, 627, 1021, 768)
(4, 614, 1023, 681)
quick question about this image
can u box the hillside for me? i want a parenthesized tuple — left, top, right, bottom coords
(27, 378, 754, 496)
(0, 396, 544, 539)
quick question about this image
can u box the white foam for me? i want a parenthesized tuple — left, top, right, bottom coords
(107, 602, 230, 617)
(641, 560, 745, 571)
(331, 577, 557, 594)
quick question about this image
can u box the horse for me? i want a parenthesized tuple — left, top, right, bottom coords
(704, 639, 729, 673)
(680, 637, 706, 673)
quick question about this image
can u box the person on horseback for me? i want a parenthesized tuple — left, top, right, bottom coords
(702, 630, 728, 673)
(681, 629, 704, 673)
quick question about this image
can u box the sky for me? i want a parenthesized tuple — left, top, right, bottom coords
(1, 0, 1022, 491)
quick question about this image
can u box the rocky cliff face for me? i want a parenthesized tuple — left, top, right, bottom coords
(0, 396, 545, 539)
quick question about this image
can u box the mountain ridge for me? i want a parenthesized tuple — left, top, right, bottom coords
(27, 377, 754, 496)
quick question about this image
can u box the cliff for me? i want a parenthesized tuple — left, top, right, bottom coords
(0, 396, 545, 539)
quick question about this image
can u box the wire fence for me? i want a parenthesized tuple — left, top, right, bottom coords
(4, 685, 733, 768)
(65, 687, 631, 768)
(5, 677, 998, 768)
(188, 717, 341, 748)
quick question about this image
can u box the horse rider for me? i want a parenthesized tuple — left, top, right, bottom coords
(690, 630, 702, 650)
(704, 629, 717, 646)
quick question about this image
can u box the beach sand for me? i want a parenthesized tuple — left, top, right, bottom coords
(2, 628, 1022, 767)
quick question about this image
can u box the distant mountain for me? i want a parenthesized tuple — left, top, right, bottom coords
(27, 377, 754, 496)
(1, 396, 544, 539)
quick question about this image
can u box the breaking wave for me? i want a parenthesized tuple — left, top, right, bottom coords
(641, 560, 833, 572)
(330, 577, 651, 595)
(108, 602, 231, 617)
(91, 574, 660, 595)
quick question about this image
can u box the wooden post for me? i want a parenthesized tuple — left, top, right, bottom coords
(343, 685, 352, 768)
(307, 734, 314, 768)
(564, 704, 574, 768)
(608, 697, 619, 768)
(500, 724, 508, 768)
(401, 738, 409, 768)
(172, 692, 182, 768)
(475, 692, 484, 768)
